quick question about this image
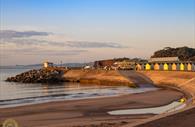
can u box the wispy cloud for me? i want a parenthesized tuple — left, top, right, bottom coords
(2, 47, 87, 56)
(65, 41, 127, 48)
(0, 30, 129, 59)
(0, 30, 133, 65)
(0, 30, 127, 49)
(0, 30, 50, 39)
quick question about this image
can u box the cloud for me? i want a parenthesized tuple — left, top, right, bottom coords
(0, 29, 129, 59)
(0, 30, 50, 39)
(65, 41, 127, 48)
(0, 30, 127, 49)
(1, 38, 127, 49)
(1, 47, 87, 56)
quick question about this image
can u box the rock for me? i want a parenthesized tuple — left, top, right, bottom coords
(6, 68, 65, 83)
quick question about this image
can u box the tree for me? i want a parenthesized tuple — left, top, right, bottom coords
(151, 47, 195, 61)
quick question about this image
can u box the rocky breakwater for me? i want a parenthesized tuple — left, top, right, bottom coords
(6, 68, 66, 83)
(5, 68, 137, 87)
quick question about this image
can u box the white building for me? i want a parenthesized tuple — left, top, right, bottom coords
(43, 61, 54, 68)
(84, 65, 91, 69)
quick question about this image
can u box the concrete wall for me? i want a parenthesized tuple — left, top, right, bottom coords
(63, 69, 136, 87)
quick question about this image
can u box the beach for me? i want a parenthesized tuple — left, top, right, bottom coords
(1, 69, 194, 127)
(1, 0, 195, 126)
(135, 105, 195, 127)
(0, 88, 183, 127)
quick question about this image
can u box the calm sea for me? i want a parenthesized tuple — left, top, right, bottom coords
(0, 67, 158, 108)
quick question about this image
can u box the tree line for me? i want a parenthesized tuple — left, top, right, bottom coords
(151, 46, 195, 61)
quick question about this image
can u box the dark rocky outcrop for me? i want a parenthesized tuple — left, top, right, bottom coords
(6, 68, 65, 83)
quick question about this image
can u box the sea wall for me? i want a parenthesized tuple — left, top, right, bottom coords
(139, 71, 195, 103)
(63, 69, 136, 87)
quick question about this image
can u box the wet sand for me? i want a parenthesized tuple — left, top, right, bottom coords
(122, 71, 195, 127)
(135, 106, 195, 127)
(0, 89, 184, 127)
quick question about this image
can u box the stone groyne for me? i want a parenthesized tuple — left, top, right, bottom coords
(6, 68, 66, 83)
(6, 68, 136, 87)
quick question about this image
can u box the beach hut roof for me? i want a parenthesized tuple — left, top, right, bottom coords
(148, 57, 179, 62)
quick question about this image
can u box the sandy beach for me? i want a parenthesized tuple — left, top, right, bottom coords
(0, 88, 183, 127)
(135, 106, 195, 127)
(1, 71, 194, 127)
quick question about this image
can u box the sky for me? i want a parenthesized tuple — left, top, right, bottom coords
(0, 0, 195, 65)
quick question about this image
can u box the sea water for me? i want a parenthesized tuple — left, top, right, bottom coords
(0, 67, 158, 108)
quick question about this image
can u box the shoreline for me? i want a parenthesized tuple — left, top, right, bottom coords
(0, 88, 184, 127)
(122, 71, 195, 127)
(139, 71, 195, 104)
(0, 86, 158, 108)
(1, 70, 194, 127)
